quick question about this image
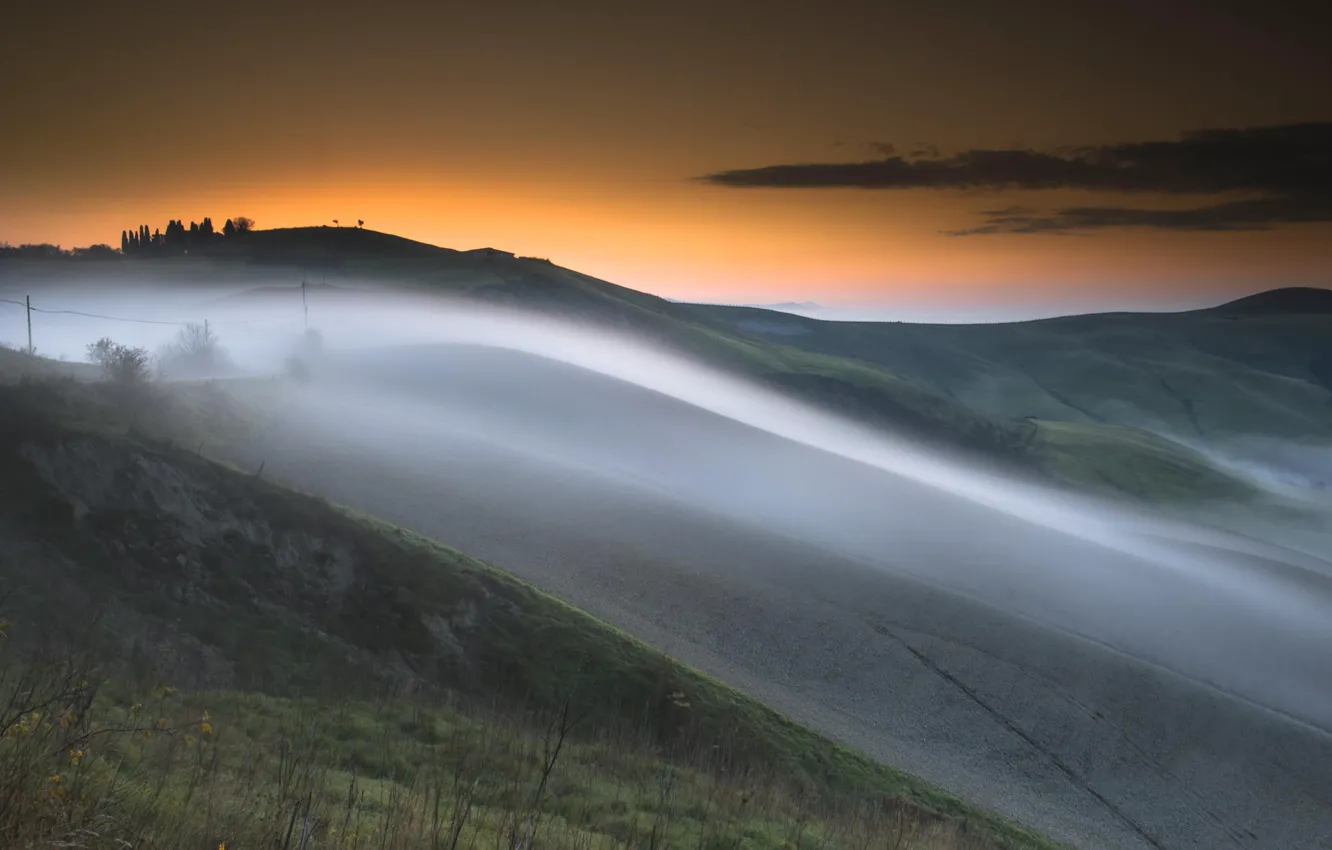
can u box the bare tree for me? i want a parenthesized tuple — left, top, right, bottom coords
(157, 322, 229, 378)
(175, 322, 217, 359)
(233, 216, 255, 233)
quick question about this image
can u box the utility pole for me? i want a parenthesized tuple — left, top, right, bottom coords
(301, 274, 309, 334)
(25, 295, 32, 355)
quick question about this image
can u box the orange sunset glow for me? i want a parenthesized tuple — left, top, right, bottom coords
(4, 4, 1332, 849)
(3, 0, 1329, 316)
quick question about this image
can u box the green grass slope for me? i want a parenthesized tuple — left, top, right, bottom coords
(685, 291, 1332, 443)
(0, 373, 1058, 850)
(1029, 420, 1253, 502)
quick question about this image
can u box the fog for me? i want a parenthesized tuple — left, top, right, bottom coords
(7, 280, 1332, 849)
(1191, 436, 1332, 494)
(9, 283, 1332, 720)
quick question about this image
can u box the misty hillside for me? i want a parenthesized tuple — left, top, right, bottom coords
(686, 290, 1332, 448)
(0, 373, 1052, 850)
(0, 226, 1269, 502)
(5, 260, 1332, 849)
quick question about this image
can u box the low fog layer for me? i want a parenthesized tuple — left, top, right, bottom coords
(8, 282, 1332, 849)
(311, 334, 1332, 730)
(9, 284, 1332, 720)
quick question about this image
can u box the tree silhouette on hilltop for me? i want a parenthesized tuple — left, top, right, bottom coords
(117, 214, 254, 256)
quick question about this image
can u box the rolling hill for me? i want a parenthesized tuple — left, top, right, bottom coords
(0, 368, 1053, 850)
(0, 226, 1270, 502)
(5, 234, 1332, 849)
(683, 291, 1332, 445)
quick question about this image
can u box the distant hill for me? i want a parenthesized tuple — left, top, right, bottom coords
(687, 287, 1332, 452)
(753, 300, 822, 312)
(210, 226, 455, 262)
(1208, 286, 1332, 315)
(211, 280, 355, 304)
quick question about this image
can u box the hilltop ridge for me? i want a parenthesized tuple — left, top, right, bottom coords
(1209, 286, 1332, 315)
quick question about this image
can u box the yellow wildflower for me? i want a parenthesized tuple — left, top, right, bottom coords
(11, 711, 42, 736)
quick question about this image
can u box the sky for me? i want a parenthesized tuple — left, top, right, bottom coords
(2, 0, 1329, 317)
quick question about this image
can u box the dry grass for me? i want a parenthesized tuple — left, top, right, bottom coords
(0, 635, 1008, 850)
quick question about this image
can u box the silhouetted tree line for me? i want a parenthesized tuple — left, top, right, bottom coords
(0, 242, 118, 260)
(120, 215, 254, 256)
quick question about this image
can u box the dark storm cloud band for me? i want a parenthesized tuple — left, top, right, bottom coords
(700, 122, 1332, 234)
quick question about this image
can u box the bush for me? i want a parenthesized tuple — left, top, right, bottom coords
(1, 341, 38, 357)
(156, 323, 231, 379)
(85, 337, 152, 385)
(303, 327, 323, 356)
(285, 355, 312, 383)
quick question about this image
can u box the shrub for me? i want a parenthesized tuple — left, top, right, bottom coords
(285, 355, 312, 383)
(157, 323, 231, 379)
(85, 337, 152, 385)
(303, 327, 323, 357)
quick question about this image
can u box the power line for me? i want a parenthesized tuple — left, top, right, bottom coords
(0, 297, 278, 326)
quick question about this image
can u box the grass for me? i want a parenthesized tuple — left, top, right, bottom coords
(0, 344, 98, 382)
(0, 644, 1000, 850)
(1029, 420, 1255, 503)
(0, 368, 1062, 850)
(686, 303, 1332, 443)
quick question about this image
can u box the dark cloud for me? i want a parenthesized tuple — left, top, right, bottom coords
(946, 194, 1332, 236)
(700, 123, 1332, 234)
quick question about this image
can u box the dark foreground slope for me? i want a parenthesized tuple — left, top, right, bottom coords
(0, 376, 1051, 850)
(211, 344, 1332, 850)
